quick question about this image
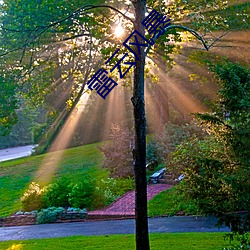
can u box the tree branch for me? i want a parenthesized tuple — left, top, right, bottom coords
(145, 24, 229, 56)
(0, 4, 134, 57)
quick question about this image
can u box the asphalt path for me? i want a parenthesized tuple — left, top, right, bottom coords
(0, 145, 37, 162)
(0, 216, 230, 241)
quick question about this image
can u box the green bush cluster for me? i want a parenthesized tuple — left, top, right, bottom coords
(21, 178, 94, 211)
(21, 176, 134, 212)
(43, 178, 71, 208)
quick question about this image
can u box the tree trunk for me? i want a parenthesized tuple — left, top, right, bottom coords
(132, 1, 150, 250)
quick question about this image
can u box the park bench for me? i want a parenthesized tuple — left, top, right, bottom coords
(175, 174, 185, 182)
(149, 168, 165, 184)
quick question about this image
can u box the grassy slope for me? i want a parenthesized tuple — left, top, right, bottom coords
(0, 233, 230, 250)
(148, 186, 200, 217)
(0, 143, 103, 217)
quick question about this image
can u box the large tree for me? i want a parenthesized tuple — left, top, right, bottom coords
(0, 1, 245, 249)
(168, 61, 250, 233)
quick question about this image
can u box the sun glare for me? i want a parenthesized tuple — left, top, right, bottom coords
(114, 24, 124, 37)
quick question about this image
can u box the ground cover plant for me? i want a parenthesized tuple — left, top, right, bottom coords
(0, 233, 232, 250)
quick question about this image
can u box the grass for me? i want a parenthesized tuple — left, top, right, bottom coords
(0, 140, 195, 218)
(148, 186, 199, 217)
(0, 233, 231, 250)
(0, 143, 104, 217)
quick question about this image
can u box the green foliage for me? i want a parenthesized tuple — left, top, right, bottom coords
(0, 75, 18, 136)
(36, 206, 64, 224)
(93, 177, 134, 209)
(20, 172, 133, 212)
(0, 104, 43, 148)
(168, 61, 250, 233)
(99, 124, 134, 178)
(93, 178, 117, 208)
(146, 140, 159, 171)
(68, 180, 94, 209)
(168, 136, 240, 213)
(20, 182, 45, 212)
(43, 178, 71, 208)
(205, 2, 250, 30)
(223, 232, 250, 250)
(147, 122, 206, 166)
(32, 123, 48, 144)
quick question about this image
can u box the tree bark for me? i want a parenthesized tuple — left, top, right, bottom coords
(132, 1, 150, 250)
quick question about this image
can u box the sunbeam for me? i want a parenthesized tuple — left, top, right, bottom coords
(35, 90, 90, 184)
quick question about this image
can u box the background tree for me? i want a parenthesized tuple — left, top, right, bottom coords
(99, 124, 133, 178)
(0, 73, 18, 136)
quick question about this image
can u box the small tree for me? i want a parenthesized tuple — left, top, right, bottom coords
(99, 124, 133, 178)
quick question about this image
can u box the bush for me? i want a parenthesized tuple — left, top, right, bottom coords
(68, 180, 94, 209)
(99, 124, 134, 178)
(21, 182, 45, 211)
(147, 122, 205, 166)
(146, 140, 159, 171)
(43, 177, 71, 208)
(36, 206, 64, 224)
(92, 178, 117, 209)
(93, 177, 134, 209)
(223, 233, 250, 250)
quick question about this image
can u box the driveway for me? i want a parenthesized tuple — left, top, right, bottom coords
(0, 145, 37, 162)
(0, 216, 229, 241)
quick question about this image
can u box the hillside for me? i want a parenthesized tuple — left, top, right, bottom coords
(0, 143, 103, 217)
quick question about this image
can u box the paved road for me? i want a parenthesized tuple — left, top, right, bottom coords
(0, 145, 37, 162)
(0, 216, 229, 241)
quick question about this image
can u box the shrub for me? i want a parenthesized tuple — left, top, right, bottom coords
(36, 206, 64, 224)
(93, 177, 134, 209)
(21, 182, 45, 211)
(43, 177, 71, 208)
(93, 178, 117, 209)
(223, 233, 250, 250)
(99, 124, 134, 178)
(68, 180, 94, 209)
(146, 140, 159, 171)
(67, 207, 87, 213)
(147, 122, 205, 166)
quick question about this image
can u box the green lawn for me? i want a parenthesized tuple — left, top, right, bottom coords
(0, 233, 230, 250)
(0, 143, 103, 217)
(0, 141, 197, 218)
(148, 186, 199, 217)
